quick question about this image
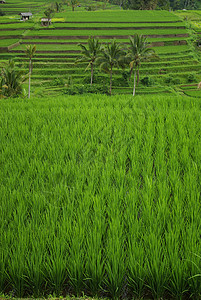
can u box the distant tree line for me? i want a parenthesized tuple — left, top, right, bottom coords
(108, 0, 197, 10)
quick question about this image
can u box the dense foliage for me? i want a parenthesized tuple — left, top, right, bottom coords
(0, 60, 26, 98)
(109, 0, 197, 10)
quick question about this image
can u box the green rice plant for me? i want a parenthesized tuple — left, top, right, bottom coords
(6, 226, 28, 297)
(145, 233, 170, 299)
(0, 244, 8, 294)
(165, 228, 188, 300)
(67, 193, 90, 296)
(104, 191, 126, 299)
(44, 236, 67, 295)
(85, 195, 106, 296)
(53, 10, 180, 23)
(25, 234, 47, 297)
(187, 253, 201, 299)
(0, 94, 201, 299)
(27, 28, 187, 37)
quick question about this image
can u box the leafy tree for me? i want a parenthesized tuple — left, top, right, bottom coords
(25, 44, 36, 99)
(76, 37, 102, 86)
(126, 34, 156, 96)
(44, 7, 55, 26)
(69, 0, 79, 11)
(0, 60, 27, 98)
(55, 2, 63, 12)
(108, 0, 196, 10)
(97, 39, 125, 95)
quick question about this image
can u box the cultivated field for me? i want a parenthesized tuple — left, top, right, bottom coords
(1, 3, 201, 96)
(0, 95, 201, 299)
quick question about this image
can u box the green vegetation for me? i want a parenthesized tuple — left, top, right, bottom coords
(109, 0, 197, 10)
(25, 44, 36, 98)
(1, 3, 201, 299)
(76, 36, 102, 86)
(125, 34, 156, 96)
(0, 59, 26, 98)
(0, 95, 201, 299)
(1, 6, 200, 97)
(96, 39, 125, 94)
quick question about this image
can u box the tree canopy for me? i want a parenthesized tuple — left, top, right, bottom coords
(109, 0, 197, 10)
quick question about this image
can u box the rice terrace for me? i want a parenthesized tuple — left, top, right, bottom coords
(0, 0, 201, 299)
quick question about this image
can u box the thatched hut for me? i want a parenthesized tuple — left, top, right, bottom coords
(41, 18, 52, 26)
(19, 12, 33, 21)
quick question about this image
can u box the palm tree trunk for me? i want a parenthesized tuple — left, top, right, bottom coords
(90, 63, 93, 86)
(137, 66, 139, 86)
(28, 59, 31, 99)
(133, 68, 136, 97)
(129, 67, 133, 81)
(109, 66, 112, 95)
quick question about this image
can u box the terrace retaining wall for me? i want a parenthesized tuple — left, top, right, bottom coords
(8, 41, 20, 50)
(54, 21, 182, 23)
(39, 26, 186, 30)
(0, 35, 21, 39)
(0, 47, 7, 53)
(0, 41, 20, 52)
(20, 40, 187, 46)
(22, 34, 189, 39)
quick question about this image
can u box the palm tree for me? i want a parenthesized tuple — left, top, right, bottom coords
(0, 60, 27, 98)
(25, 44, 36, 99)
(126, 34, 156, 97)
(97, 39, 125, 95)
(76, 37, 102, 86)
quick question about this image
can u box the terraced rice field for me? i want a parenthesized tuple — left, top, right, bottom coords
(0, 6, 201, 95)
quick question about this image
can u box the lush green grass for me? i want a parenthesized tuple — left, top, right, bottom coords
(0, 30, 26, 36)
(14, 43, 79, 51)
(0, 95, 201, 299)
(27, 28, 188, 36)
(53, 22, 185, 28)
(0, 22, 34, 29)
(183, 89, 201, 97)
(21, 36, 188, 43)
(54, 10, 180, 22)
(0, 39, 19, 46)
(13, 43, 191, 53)
(154, 44, 190, 54)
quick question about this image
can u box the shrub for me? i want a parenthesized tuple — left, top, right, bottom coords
(141, 76, 153, 86)
(164, 75, 181, 85)
(63, 84, 109, 95)
(113, 71, 129, 87)
(187, 72, 196, 83)
(82, 73, 106, 85)
(172, 78, 181, 84)
(0, 9, 5, 16)
(49, 77, 65, 86)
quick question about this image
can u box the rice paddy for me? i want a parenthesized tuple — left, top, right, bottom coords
(0, 94, 201, 299)
(1, 4, 200, 96)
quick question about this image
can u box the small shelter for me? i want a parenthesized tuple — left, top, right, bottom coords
(0, 0, 6, 4)
(41, 18, 51, 26)
(19, 12, 33, 21)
